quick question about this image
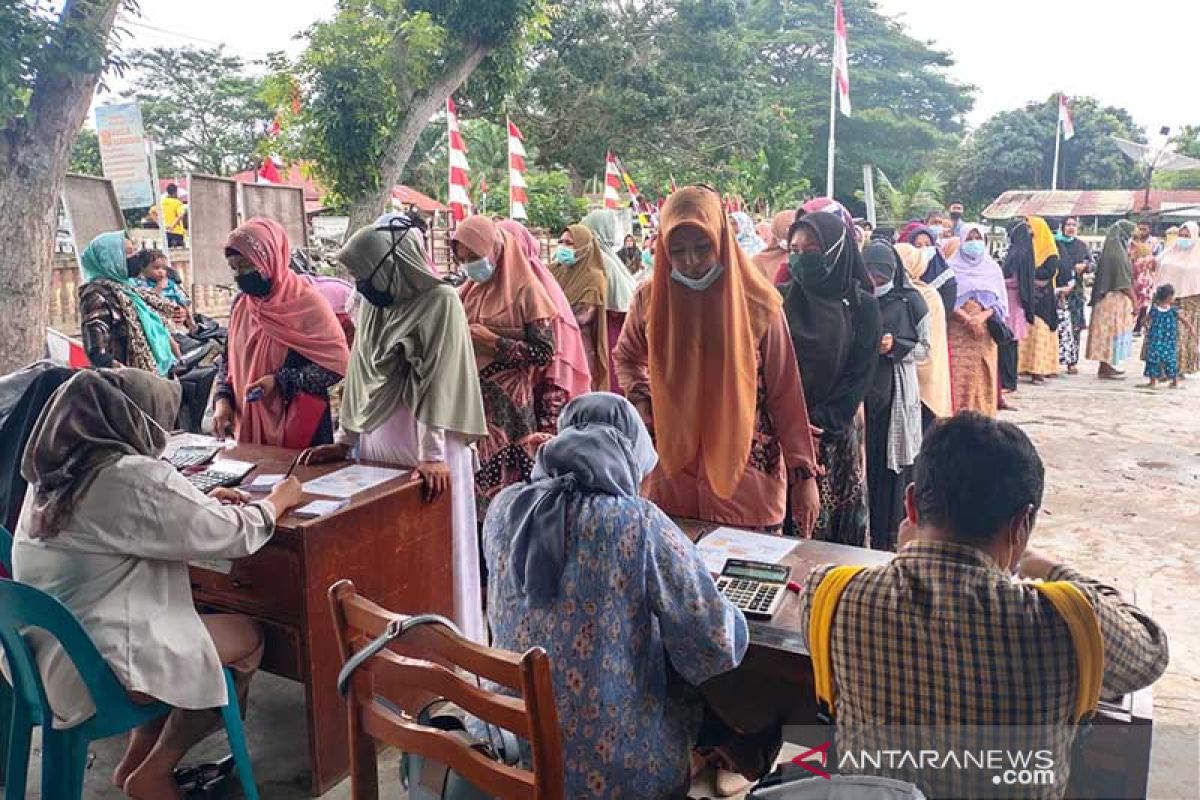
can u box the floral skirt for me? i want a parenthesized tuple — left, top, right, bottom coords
(1057, 304, 1079, 367)
(947, 312, 998, 417)
(1018, 318, 1060, 377)
(1085, 292, 1134, 366)
(809, 420, 869, 547)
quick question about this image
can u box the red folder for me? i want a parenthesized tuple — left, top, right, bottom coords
(283, 392, 328, 450)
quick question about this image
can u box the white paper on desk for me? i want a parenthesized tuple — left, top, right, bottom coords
(696, 527, 798, 575)
(302, 464, 404, 498)
(208, 459, 256, 480)
(245, 473, 284, 491)
(163, 433, 226, 460)
(293, 499, 350, 518)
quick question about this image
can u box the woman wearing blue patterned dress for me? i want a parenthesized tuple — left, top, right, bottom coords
(482, 393, 748, 798)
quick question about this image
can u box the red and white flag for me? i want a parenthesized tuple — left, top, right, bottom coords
(833, 0, 851, 116)
(603, 151, 622, 209)
(447, 97, 472, 223)
(1058, 94, 1075, 141)
(507, 117, 529, 220)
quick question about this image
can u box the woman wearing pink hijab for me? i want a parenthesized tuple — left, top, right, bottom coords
(452, 215, 561, 514)
(498, 219, 592, 399)
(213, 218, 349, 446)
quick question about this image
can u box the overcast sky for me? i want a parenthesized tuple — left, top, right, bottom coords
(98, 0, 1197, 136)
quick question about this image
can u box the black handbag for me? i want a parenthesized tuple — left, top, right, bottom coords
(986, 315, 1014, 345)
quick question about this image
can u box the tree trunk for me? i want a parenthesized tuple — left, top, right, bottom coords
(0, 0, 124, 374)
(346, 43, 491, 231)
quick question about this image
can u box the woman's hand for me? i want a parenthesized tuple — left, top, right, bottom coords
(210, 487, 250, 505)
(878, 333, 894, 355)
(266, 476, 305, 518)
(212, 398, 236, 440)
(790, 476, 821, 538)
(299, 443, 350, 466)
(469, 323, 499, 348)
(415, 461, 451, 502)
(246, 373, 277, 401)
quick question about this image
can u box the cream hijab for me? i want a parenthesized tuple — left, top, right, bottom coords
(897, 243, 952, 418)
(1156, 221, 1200, 299)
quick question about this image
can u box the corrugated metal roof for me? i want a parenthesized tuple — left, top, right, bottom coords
(983, 190, 1200, 220)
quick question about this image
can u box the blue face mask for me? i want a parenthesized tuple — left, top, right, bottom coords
(961, 240, 986, 259)
(641, 249, 653, 266)
(920, 245, 938, 262)
(1178, 238, 1196, 251)
(670, 263, 724, 291)
(464, 257, 495, 283)
(554, 246, 576, 266)
(928, 225, 944, 237)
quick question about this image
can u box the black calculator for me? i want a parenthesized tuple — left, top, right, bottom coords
(186, 469, 247, 493)
(716, 559, 791, 620)
(168, 445, 221, 470)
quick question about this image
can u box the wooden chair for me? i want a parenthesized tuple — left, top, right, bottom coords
(328, 579, 564, 800)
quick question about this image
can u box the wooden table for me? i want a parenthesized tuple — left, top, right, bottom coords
(680, 523, 1154, 800)
(187, 443, 454, 796)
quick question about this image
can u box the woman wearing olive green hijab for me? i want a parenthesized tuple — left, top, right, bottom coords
(300, 217, 489, 640)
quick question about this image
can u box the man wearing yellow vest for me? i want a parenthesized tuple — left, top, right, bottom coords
(799, 413, 1168, 799)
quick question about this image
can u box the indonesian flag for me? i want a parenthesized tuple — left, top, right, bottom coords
(258, 157, 282, 184)
(603, 151, 622, 209)
(1059, 94, 1075, 141)
(447, 97, 472, 223)
(613, 153, 650, 227)
(508, 117, 529, 220)
(833, 0, 851, 116)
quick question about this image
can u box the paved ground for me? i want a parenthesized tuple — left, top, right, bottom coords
(9, 341, 1200, 799)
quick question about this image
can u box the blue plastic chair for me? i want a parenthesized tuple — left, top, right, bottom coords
(0, 579, 260, 799)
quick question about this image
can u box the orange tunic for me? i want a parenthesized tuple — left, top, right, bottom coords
(615, 284, 817, 528)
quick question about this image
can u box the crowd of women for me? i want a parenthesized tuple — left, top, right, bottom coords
(7, 187, 1199, 798)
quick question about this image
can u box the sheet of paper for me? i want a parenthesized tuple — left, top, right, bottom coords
(246, 473, 284, 491)
(293, 499, 350, 518)
(696, 527, 798, 575)
(302, 464, 405, 499)
(189, 558, 233, 575)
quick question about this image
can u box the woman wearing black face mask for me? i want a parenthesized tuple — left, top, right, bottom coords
(780, 211, 881, 546)
(211, 218, 349, 446)
(299, 223, 490, 640)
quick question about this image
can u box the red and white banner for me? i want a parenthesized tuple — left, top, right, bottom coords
(833, 0, 851, 117)
(603, 151, 622, 209)
(1059, 94, 1075, 141)
(46, 328, 89, 369)
(447, 97, 472, 223)
(507, 117, 529, 220)
(257, 156, 282, 184)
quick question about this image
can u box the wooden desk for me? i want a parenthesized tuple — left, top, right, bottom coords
(187, 444, 454, 796)
(681, 524, 1154, 800)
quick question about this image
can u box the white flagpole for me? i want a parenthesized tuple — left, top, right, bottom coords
(1051, 105, 1062, 192)
(826, 59, 837, 198)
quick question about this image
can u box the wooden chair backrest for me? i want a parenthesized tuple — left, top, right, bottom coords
(328, 579, 564, 800)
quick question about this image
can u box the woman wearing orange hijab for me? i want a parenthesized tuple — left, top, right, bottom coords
(452, 216, 561, 514)
(614, 186, 820, 531)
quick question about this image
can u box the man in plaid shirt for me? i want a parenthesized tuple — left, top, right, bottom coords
(799, 414, 1168, 798)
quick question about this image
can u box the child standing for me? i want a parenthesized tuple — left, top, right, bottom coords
(1144, 284, 1195, 388)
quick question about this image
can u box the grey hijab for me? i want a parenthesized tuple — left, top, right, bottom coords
(21, 368, 181, 538)
(505, 393, 658, 605)
(336, 224, 487, 438)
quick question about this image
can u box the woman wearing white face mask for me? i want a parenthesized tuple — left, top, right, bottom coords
(452, 216, 561, 516)
(1152, 220, 1200, 376)
(614, 186, 821, 533)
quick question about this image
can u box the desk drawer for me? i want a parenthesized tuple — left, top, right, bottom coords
(190, 542, 303, 624)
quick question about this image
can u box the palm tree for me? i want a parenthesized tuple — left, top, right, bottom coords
(872, 168, 946, 222)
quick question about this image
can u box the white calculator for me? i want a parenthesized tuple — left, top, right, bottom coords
(716, 559, 791, 620)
